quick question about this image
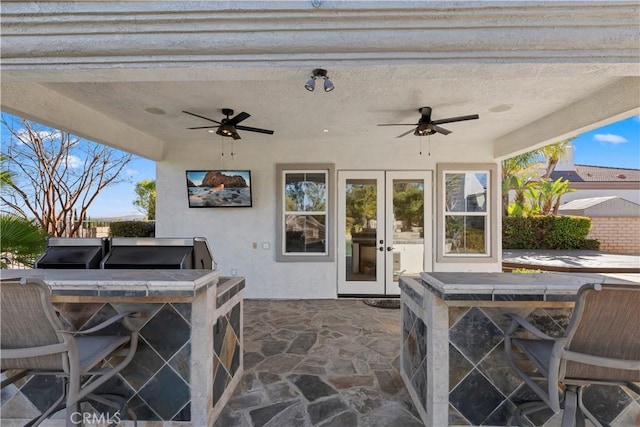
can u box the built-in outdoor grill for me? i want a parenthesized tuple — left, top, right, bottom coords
(101, 237, 213, 269)
(35, 237, 214, 270)
(35, 238, 107, 269)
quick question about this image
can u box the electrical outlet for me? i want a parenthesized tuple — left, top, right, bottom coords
(262, 242, 270, 249)
(231, 269, 237, 276)
(252, 242, 258, 249)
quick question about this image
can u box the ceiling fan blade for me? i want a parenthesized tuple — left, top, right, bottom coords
(188, 125, 220, 130)
(378, 123, 419, 127)
(182, 111, 222, 124)
(396, 128, 417, 138)
(433, 125, 452, 135)
(227, 112, 251, 126)
(235, 125, 274, 135)
(432, 114, 479, 125)
(231, 131, 242, 140)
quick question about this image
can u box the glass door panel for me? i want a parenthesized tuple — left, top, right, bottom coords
(338, 172, 385, 295)
(385, 172, 430, 295)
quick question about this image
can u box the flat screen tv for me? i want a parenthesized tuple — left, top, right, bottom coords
(186, 170, 252, 208)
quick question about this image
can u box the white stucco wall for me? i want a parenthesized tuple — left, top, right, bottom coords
(156, 136, 501, 299)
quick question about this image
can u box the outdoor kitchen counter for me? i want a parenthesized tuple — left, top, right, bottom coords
(399, 272, 640, 427)
(0, 269, 245, 426)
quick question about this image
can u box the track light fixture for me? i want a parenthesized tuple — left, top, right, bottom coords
(305, 68, 334, 92)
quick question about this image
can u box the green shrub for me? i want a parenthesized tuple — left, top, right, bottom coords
(512, 268, 543, 273)
(503, 215, 597, 250)
(109, 221, 155, 237)
(578, 239, 600, 251)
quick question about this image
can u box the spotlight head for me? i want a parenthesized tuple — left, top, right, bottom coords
(304, 78, 316, 92)
(323, 76, 334, 92)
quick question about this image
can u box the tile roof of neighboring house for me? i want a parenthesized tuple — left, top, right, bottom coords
(527, 163, 640, 182)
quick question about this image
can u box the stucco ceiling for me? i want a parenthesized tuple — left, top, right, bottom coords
(40, 65, 620, 144)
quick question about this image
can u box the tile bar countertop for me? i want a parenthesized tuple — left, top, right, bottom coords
(418, 271, 640, 302)
(0, 268, 220, 297)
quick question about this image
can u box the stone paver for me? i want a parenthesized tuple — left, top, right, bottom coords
(214, 299, 422, 426)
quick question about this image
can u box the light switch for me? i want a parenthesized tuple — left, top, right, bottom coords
(252, 242, 258, 249)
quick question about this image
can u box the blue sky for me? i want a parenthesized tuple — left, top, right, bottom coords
(2, 114, 638, 217)
(572, 115, 640, 169)
(86, 156, 155, 218)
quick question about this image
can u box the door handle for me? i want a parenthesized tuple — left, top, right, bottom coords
(387, 246, 394, 252)
(378, 246, 384, 252)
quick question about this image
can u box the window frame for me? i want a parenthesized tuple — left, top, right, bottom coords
(436, 163, 498, 263)
(276, 163, 335, 262)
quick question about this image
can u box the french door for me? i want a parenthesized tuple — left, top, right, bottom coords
(337, 171, 432, 296)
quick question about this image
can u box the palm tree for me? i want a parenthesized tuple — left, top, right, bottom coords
(528, 177, 575, 215)
(502, 151, 543, 216)
(541, 138, 574, 179)
(0, 214, 47, 268)
(1, 155, 48, 268)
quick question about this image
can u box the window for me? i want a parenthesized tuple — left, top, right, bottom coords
(276, 164, 335, 262)
(436, 163, 498, 263)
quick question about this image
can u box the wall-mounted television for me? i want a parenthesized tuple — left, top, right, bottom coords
(186, 170, 252, 208)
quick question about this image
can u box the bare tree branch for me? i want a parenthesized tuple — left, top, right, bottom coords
(1, 115, 133, 237)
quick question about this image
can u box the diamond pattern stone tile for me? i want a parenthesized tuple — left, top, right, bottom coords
(82, 303, 128, 336)
(140, 303, 191, 361)
(169, 341, 191, 383)
(119, 338, 164, 391)
(1, 391, 40, 420)
(481, 399, 517, 426)
(449, 344, 473, 392)
(478, 345, 524, 396)
(229, 302, 241, 336)
(449, 404, 470, 426)
(139, 364, 190, 421)
(213, 355, 231, 407)
(509, 383, 554, 426)
(172, 302, 192, 325)
(582, 384, 633, 425)
(54, 302, 104, 330)
(20, 375, 63, 414)
(126, 395, 161, 421)
(450, 307, 502, 364)
(450, 369, 504, 426)
(525, 308, 565, 338)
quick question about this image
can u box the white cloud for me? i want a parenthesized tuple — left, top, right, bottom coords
(125, 168, 140, 177)
(65, 155, 83, 168)
(593, 133, 628, 144)
(15, 128, 62, 142)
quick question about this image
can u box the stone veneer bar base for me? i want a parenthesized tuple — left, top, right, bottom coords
(0, 269, 244, 426)
(399, 272, 640, 427)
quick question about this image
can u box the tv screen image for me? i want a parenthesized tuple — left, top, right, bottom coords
(186, 170, 252, 208)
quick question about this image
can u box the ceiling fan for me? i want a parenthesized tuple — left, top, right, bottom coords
(183, 108, 274, 140)
(378, 106, 479, 138)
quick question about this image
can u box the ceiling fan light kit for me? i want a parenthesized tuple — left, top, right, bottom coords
(305, 68, 334, 92)
(183, 108, 274, 140)
(377, 106, 479, 138)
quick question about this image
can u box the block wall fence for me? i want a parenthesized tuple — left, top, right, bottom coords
(588, 217, 640, 255)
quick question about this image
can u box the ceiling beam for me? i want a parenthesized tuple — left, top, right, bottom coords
(493, 77, 640, 159)
(1, 83, 166, 160)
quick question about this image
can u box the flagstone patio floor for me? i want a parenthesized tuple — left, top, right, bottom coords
(214, 299, 424, 427)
